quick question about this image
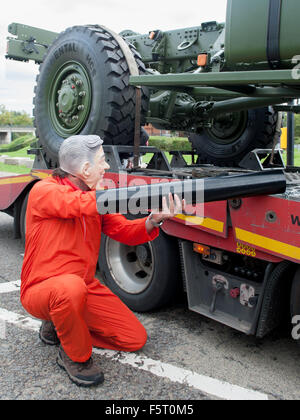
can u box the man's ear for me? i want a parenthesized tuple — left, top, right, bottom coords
(81, 161, 91, 179)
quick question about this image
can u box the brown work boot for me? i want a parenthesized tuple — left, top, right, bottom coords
(39, 320, 60, 345)
(56, 346, 104, 387)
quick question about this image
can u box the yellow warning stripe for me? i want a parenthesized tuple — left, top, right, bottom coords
(235, 227, 300, 260)
(0, 170, 51, 186)
(0, 176, 34, 185)
(31, 170, 51, 179)
(175, 214, 224, 233)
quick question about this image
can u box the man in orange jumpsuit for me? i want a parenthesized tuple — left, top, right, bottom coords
(20, 135, 183, 387)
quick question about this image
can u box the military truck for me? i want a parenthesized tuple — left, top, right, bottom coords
(3, 0, 300, 341)
(6, 0, 300, 168)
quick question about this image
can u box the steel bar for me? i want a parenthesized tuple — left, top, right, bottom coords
(190, 86, 300, 100)
(208, 97, 286, 117)
(130, 70, 300, 88)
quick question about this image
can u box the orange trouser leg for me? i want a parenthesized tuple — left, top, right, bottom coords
(21, 275, 92, 362)
(84, 279, 147, 352)
(21, 276, 147, 362)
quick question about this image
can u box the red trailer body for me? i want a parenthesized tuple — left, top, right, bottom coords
(1, 158, 300, 339)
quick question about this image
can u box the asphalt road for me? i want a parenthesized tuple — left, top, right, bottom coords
(1, 209, 300, 401)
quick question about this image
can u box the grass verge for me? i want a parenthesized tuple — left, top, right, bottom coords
(0, 162, 32, 174)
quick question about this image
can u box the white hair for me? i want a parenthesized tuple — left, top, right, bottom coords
(58, 135, 103, 176)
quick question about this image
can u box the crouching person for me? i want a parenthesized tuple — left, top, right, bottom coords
(20, 135, 183, 387)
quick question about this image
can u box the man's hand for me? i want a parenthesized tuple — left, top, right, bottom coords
(146, 193, 185, 233)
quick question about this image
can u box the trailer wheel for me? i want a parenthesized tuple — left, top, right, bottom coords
(98, 228, 181, 312)
(33, 25, 149, 168)
(189, 107, 278, 167)
(20, 191, 30, 243)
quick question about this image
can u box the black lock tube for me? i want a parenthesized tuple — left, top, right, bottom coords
(96, 169, 286, 214)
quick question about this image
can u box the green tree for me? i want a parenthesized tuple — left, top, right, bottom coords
(0, 105, 33, 126)
(295, 114, 300, 137)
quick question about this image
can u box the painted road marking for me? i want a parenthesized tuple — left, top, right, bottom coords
(0, 319, 6, 339)
(0, 280, 21, 294)
(93, 348, 268, 400)
(0, 308, 41, 332)
(0, 305, 269, 400)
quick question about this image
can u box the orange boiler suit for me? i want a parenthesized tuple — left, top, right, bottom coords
(20, 176, 159, 362)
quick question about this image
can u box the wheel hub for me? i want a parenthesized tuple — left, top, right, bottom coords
(136, 245, 151, 266)
(207, 111, 248, 144)
(58, 78, 78, 114)
(50, 63, 91, 137)
(105, 240, 154, 295)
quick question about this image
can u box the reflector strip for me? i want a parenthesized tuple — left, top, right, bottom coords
(235, 227, 300, 260)
(175, 214, 224, 233)
(0, 176, 33, 185)
(0, 171, 50, 186)
(30, 171, 51, 179)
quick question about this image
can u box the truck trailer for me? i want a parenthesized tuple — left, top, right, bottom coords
(2, 0, 300, 342)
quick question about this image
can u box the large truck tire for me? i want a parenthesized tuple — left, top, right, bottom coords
(188, 107, 278, 167)
(19, 191, 30, 244)
(33, 25, 149, 168)
(98, 227, 182, 312)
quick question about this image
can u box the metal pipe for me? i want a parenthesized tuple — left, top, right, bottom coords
(130, 70, 300, 88)
(207, 97, 286, 117)
(190, 86, 300, 100)
(96, 169, 286, 214)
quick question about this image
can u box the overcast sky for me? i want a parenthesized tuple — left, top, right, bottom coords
(0, 0, 227, 116)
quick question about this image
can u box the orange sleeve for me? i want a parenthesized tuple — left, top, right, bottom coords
(101, 214, 159, 245)
(29, 180, 98, 220)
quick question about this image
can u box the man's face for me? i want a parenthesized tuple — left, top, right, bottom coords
(83, 146, 110, 189)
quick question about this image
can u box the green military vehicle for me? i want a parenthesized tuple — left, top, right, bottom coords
(6, 0, 300, 168)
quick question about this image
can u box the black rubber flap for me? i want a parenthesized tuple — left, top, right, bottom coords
(267, 0, 282, 69)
